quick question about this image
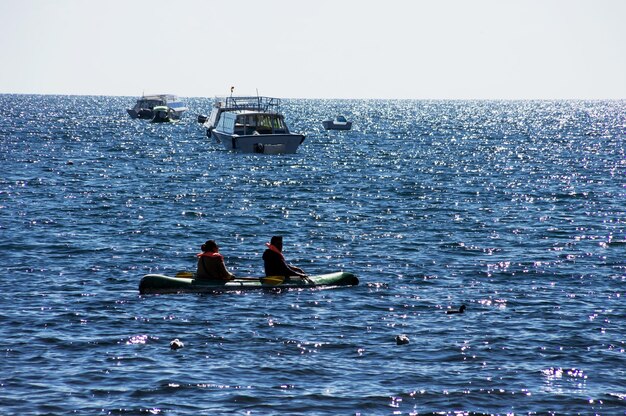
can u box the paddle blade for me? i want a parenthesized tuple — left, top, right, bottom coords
(261, 276, 285, 285)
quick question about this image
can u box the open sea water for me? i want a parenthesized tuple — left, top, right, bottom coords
(1, 94, 625, 415)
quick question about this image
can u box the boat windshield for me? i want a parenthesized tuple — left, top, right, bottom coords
(234, 113, 288, 135)
(138, 99, 155, 106)
(336, 116, 347, 122)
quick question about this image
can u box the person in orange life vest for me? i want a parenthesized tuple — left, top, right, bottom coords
(262, 236, 307, 278)
(196, 240, 235, 280)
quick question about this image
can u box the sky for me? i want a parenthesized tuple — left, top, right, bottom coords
(1, 0, 625, 99)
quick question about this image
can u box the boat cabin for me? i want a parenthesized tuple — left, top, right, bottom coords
(135, 97, 165, 109)
(215, 111, 290, 136)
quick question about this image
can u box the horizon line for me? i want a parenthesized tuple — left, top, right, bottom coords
(1, 91, 625, 101)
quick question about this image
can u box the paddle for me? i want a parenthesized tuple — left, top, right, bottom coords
(175, 271, 284, 286)
(238, 276, 285, 285)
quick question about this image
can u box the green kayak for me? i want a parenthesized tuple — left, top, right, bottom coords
(139, 271, 359, 294)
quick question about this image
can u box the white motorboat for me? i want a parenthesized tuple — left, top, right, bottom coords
(127, 94, 187, 120)
(203, 96, 305, 154)
(199, 96, 279, 136)
(322, 115, 352, 130)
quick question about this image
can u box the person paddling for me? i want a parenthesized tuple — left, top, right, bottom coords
(196, 240, 235, 281)
(263, 236, 307, 280)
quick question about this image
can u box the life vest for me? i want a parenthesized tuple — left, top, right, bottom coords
(196, 251, 231, 280)
(197, 251, 224, 260)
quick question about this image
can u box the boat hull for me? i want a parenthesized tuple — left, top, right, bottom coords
(322, 120, 352, 130)
(139, 271, 358, 294)
(212, 131, 305, 154)
(127, 108, 155, 119)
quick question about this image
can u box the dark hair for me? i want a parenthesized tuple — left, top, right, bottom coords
(201, 240, 218, 252)
(270, 236, 283, 250)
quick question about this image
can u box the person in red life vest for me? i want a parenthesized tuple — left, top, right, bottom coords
(196, 240, 235, 280)
(262, 236, 307, 279)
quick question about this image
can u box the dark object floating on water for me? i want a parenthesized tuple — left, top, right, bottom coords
(170, 339, 184, 350)
(396, 334, 410, 345)
(446, 305, 467, 314)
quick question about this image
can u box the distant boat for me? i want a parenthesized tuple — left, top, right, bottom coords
(322, 115, 352, 131)
(203, 96, 305, 154)
(127, 94, 187, 120)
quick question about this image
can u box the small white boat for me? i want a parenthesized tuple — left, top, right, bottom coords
(127, 94, 187, 120)
(202, 96, 305, 154)
(322, 115, 352, 131)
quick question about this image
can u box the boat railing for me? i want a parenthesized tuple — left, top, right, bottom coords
(216, 96, 281, 112)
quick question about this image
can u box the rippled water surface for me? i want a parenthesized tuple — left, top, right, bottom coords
(1, 95, 625, 415)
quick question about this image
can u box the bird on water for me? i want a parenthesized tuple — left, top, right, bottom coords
(446, 305, 467, 314)
(170, 339, 184, 350)
(395, 334, 410, 345)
